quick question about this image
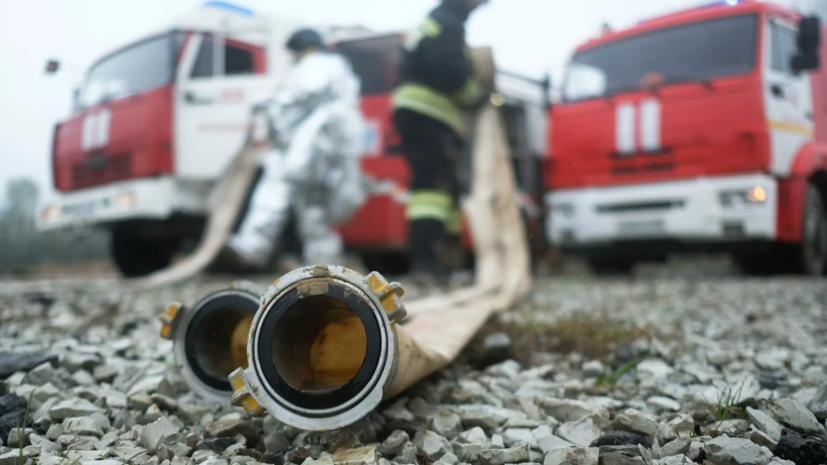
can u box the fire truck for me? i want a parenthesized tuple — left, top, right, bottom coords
(38, 1, 550, 277)
(545, 0, 827, 275)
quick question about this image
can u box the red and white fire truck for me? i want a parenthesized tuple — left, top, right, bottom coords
(545, 0, 827, 275)
(38, 1, 549, 276)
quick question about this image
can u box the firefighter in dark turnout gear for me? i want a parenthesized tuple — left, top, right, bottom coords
(392, 0, 488, 282)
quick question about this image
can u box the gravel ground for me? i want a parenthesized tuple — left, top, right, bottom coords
(0, 266, 826, 465)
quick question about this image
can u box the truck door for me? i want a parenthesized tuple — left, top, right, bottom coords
(174, 32, 271, 180)
(764, 17, 816, 177)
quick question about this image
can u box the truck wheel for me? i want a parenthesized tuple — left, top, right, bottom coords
(111, 228, 178, 278)
(587, 258, 635, 276)
(797, 183, 827, 275)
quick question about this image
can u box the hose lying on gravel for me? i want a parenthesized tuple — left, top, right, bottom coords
(162, 94, 532, 430)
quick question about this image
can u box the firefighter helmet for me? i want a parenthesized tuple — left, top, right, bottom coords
(286, 28, 325, 53)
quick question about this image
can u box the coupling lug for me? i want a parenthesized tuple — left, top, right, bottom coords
(159, 303, 184, 340)
(229, 368, 268, 417)
(364, 272, 407, 324)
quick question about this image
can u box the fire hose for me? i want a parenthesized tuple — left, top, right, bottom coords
(158, 86, 532, 430)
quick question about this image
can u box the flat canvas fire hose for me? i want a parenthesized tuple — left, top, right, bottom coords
(129, 117, 270, 289)
(157, 48, 531, 430)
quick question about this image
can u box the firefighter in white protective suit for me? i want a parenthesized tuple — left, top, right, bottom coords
(223, 28, 368, 270)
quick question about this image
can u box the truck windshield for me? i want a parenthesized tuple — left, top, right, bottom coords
(563, 13, 758, 102)
(76, 32, 181, 110)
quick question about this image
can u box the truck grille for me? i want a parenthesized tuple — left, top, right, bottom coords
(71, 153, 132, 190)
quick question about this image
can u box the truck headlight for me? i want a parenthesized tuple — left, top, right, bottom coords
(115, 192, 136, 211)
(40, 205, 59, 223)
(719, 186, 767, 208)
(551, 202, 575, 217)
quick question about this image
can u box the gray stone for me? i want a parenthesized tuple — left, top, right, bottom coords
(658, 438, 691, 458)
(23, 362, 58, 386)
(503, 428, 536, 448)
(196, 438, 235, 453)
(93, 364, 120, 383)
(49, 398, 102, 421)
(302, 458, 334, 465)
(478, 444, 530, 465)
(7, 426, 33, 447)
(178, 403, 210, 424)
(431, 411, 462, 440)
(378, 430, 410, 456)
(707, 419, 750, 436)
(651, 456, 693, 465)
(46, 424, 63, 441)
(0, 448, 34, 465)
(131, 392, 154, 411)
(383, 398, 415, 423)
(30, 433, 60, 452)
(140, 417, 180, 450)
(96, 431, 119, 449)
(537, 436, 576, 454)
(263, 432, 290, 453)
(205, 420, 259, 446)
(128, 375, 175, 397)
(113, 447, 149, 461)
(582, 361, 605, 378)
(542, 446, 598, 465)
(83, 461, 125, 465)
(152, 394, 178, 411)
(491, 434, 504, 448)
(435, 452, 458, 465)
(611, 409, 659, 437)
(0, 352, 57, 378)
(63, 417, 104, 438)
(769, 399, 826, 437)
(72, 369, 95, 386)
(394, 442, 419, 464)
(703, 436, 773, 465)
(457, 406, 508, 430)
(657, 414, 694, 442)
(747, 407, 783, 442)
(749, 429, 778, 450)
(646, 396, 681, 412)
(413, 430, 452, 456)
(807, 383, 827, 421)
(636, 359, 674, 379)
(535, 398, 608, 425)
(556, 416, 601, 447)
(332, 446, 379, 465)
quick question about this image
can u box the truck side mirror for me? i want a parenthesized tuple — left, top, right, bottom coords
(45, 59, 60, 74)
(792, 16, 821, 73)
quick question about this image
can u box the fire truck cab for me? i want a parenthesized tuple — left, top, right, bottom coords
(545, 0, 827, 275)
(39, 1, 550, 277)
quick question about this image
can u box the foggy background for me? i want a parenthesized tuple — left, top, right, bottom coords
(0, 0, 823, 209)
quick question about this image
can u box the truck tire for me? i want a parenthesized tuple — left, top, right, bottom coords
(111, 228, 178, 278)
(796, 183, 827, 275)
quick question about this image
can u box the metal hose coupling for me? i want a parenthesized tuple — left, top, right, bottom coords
(228, 265, 407, 430)
(159, 280, 264, 403)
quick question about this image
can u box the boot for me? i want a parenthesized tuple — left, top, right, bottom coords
(409, 219, 449, 289)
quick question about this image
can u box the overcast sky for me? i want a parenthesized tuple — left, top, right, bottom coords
(0, 0, 810, 204)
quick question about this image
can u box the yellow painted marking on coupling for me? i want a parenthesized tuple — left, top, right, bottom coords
(158, 303, 182, 340)
(273, 279, 280, 286)
(365, 272, 407, 323)
(229, 368, 266, 417)
(768, 120, 814, 136)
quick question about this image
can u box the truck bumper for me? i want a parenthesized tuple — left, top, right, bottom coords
(37, 177, 211, 232)
(545, 174, 778, 251)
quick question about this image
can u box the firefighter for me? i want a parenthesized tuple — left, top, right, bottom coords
(392, 0, 489, 284)
(223, 28, 368, 270)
